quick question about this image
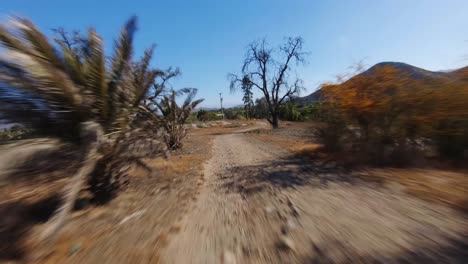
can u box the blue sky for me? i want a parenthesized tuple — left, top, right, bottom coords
(1, 0, 467, 107)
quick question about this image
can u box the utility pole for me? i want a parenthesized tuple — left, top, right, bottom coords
(219, 92, 224, 119)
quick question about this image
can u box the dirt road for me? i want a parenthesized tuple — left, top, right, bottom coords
(161, 130, 467, 263)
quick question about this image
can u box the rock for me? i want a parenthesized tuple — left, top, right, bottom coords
(281, 219, 298, 234)
(265, 206, 275, 214)
(286, 198, 300, 217)
(291, 206, 300, 217)
(222, 249, 237, 264)
(69, 243, 81, 255)
(286, 219, 298, 230)
(278, 236, 295, 251)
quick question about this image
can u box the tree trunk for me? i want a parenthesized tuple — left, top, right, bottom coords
(271, 113, 279, 129)
(37, 122, 102, 249)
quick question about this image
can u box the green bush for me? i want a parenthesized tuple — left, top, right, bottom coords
(299, 104, 320, 120)
(197, 109, 208, 121)
(253, 98, 270, 119)
(224, 109, 244, 120)
(279, 102, 303, 121)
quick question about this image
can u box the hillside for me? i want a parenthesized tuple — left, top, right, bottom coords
(293, 62, 468, 106)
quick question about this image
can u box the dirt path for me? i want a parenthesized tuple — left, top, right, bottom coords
(161, 131, 468, 263)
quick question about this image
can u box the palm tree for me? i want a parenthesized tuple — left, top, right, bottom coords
(0, 16, 166, 249)
(151, 88, 204, 149)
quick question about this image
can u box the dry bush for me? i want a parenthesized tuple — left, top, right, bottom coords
(316, 63, 468, 166)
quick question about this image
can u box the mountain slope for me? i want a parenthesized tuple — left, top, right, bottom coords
(293, 62, 468, 106)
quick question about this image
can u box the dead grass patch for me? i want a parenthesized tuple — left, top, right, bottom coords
(249, 132, 322, 156)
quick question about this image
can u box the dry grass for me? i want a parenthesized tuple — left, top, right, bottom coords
(247, 127, 324, 158)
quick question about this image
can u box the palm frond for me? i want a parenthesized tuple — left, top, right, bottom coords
(15, 18, 65, 71)
(0, 18, 83, 111)
(132, 45, 160, 107)
(83, 28, 107, 119)
(55, 39, 85, 86)
(190, 98, 204, 110)
(109, 16, 137, 84)
(104, 16, 139, 132)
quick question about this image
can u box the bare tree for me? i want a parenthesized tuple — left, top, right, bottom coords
(229, 37, 307, 128)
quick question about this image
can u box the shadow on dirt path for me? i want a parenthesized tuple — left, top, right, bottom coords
(220, 154, 357, 197)
(0, 194, 61, 260)
(299, 233, 468, 264)
(0, 193, 94, 261)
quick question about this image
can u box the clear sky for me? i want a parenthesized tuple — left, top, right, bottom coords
(1, 0, 467, 107)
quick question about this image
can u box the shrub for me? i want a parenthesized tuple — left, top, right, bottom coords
(315, 118, 347, 153)
(224, 109, 244, 120)
(197, 109, 208, 121)
(317, 63, 468, 166)
(155, 89, 203, 149)
(279, 102, 303, 121)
